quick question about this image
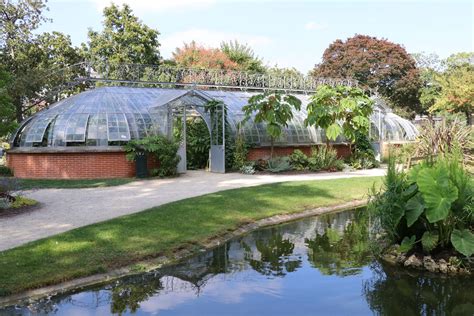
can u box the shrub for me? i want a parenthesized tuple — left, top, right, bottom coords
(266, 156, 291, 173)
(0, 166, 13, 177)
(350, 132, 379, 170)
(308, 146, 344, 172)
(369, 156, 474, 258)
(289, 149, 309, 170)
(240, 164, 255, 175)
(125, 135, 180, 177)
(413, 117, 472, 167)
(232, 130, 248, 170)
(0, 177, 20, 209)
(253, 159, 268, 171)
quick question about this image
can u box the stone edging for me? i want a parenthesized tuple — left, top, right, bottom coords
(0, 199, 366, 307)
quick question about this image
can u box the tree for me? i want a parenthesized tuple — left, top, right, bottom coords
(312, 35, 421, 116)
(305, 85, 374, 147)
(0, 69, 17, 137)
(1, 1, 81, 122)
(412, 53, 443, 115)
(82, 4, 161, 73)
(242, 91, 302, 158)
(266, 66, 303, 78)
(431, 53, 474, 125)
(173, 41, 239, 70)
(220, 40, 265, 73)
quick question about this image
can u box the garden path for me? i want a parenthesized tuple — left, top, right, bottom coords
(0, 169, 385, 251)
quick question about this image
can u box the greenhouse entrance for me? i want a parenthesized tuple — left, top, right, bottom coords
(167, 90, 226, 174)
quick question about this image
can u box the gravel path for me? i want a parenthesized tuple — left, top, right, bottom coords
(0, 169, 384, 251)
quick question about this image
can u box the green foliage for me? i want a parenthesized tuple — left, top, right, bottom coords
(415, 164, 459, 223)
(232, 128, 249, 170)
(421, 231, 439, 252)
(305, 210, 372, 276)
(369, 156, 473, 258)
(350, 132, 379, 169)
(308, 146, 344, 172)
(0, 165, 13, 177)
(0, 69, 17, 137)
(243, 91, 302, 157)
(124, 135, 180, 177)
(266, 156, 291, 173)
(185, 118, 210, 170)
(220, 40, 265, 73)
(289, 149, 309, 171)
(1, 0, 82, 121)
(82, 4, 160, 69)
(399, 235, 416, 253)
(451, 229, 474, 257)
(305, 85, 374, 145)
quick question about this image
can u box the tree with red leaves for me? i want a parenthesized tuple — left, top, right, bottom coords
(173, 41, 240, 70)
(312, 35, 422, 116)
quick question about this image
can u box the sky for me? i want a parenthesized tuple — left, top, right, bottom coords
(37, 0, 473, 73)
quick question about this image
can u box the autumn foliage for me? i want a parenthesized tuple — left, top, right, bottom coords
(173, 41, 240, 70)
(312, 35, 422, 116)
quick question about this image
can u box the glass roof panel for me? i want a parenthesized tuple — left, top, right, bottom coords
(13, 87, 418, 148)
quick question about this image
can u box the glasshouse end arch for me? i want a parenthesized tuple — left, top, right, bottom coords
(7, 86, 418, 179)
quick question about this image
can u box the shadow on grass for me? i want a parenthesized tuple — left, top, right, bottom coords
(0, 177, 380, 295)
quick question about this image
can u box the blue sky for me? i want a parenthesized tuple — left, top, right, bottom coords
(38, 0, 473, 73)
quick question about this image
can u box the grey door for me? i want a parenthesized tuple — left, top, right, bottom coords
(209, 101, 225, 173)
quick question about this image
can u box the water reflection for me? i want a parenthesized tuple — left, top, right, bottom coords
(364, 262, 474, 316)
(305, 210, 371, 276)
(2, 208, 473, 316)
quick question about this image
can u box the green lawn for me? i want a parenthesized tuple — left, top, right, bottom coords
(0, 176, 381, 296)
(16, 178, 136, 190)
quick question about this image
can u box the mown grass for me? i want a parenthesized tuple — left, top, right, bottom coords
(0, 176, 381, 296)
(16, 178, 136, 190)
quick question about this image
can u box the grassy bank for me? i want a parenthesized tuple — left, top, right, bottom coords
(16, 178, 136, 190)
(0, 176, 381, 296)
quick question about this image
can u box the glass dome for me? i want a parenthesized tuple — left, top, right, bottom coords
(12, 87, 418, 148)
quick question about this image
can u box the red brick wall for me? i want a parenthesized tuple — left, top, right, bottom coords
(247, 144, 352, 161)
(7, 151, 159, 179)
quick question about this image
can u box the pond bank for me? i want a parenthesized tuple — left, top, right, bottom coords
(0, 200, 367, 307)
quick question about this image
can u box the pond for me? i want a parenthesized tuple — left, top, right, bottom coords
(2, 209, 473, 315)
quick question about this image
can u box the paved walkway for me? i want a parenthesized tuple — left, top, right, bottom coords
(0, 169, 385, 251)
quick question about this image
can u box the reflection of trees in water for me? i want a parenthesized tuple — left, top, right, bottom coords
(363, 262, 474, 316)
(243, 229, 302, 277)
(110, 273, 163, 315)
(305, 210, 372, 276)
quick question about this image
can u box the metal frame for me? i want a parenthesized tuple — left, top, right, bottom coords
(47, 61, 358, 100)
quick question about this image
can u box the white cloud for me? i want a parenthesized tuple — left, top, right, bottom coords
(161, 28, 273, 58)
(304, 21, 327, 31)
(91, 0, 216, 13)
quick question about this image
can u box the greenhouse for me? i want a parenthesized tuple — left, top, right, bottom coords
(8, 86, 418, 178)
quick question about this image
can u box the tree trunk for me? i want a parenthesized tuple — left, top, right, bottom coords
(270, 137, 274, 159)
(15, 96, 23, 123)
(466, 111, 472, 126)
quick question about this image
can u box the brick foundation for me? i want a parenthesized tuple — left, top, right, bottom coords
(247, 144, 352, 161)
(7, 149, 159, 179)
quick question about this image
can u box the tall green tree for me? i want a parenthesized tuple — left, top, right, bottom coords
(243, 91, 302, 158)
(412, 53, 443, 115)
(220, 40, 265, 73)
(82, 3, 161, 71)
(0, 69, 17, 137)
(312, 35, 421, 116)
(1, 0, 81, 121)
(305, 85, 374, 147)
